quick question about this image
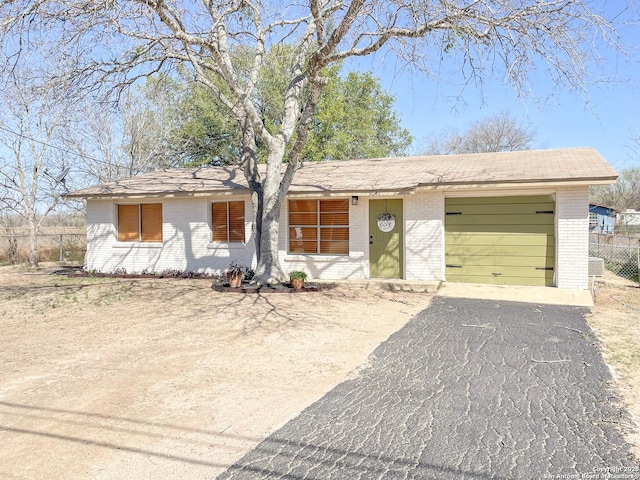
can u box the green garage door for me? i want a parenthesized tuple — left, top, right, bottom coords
(445, 196, 555, 286)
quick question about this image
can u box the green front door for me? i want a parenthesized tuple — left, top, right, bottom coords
(369, 199, 403, 278)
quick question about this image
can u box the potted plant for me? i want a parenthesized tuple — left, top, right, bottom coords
(225, 261, 245, 288)
(289, 270, 308, 290)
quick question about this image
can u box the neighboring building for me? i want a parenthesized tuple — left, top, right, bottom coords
(67, 147, 618, 290)
(618, 209, 640, 232)
(589, 203, 617, 233)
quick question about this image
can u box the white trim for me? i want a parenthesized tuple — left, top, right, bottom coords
(443, 187, 557, 198)
(112, 243, 162, 249)
(284, 255, 350, 263)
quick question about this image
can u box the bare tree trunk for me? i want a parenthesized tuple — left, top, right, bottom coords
(27, 214, 38, 267)
(252, 140, 288, 285)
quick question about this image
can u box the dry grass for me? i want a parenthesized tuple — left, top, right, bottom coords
(0, 264, 434, 480)
(589, 274, 640, 460)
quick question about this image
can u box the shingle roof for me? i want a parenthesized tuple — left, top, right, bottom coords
(66, 147, 617, 198)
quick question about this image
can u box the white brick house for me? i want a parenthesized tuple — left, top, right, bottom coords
(67, 148, 617, 290)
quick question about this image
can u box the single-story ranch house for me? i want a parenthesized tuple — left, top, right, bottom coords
(67, 147, 617, 290)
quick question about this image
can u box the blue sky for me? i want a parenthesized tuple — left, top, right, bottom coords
(345, 19, 640, 173)
(386, 66, 639, 172)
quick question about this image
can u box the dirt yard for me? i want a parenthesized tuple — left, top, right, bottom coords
(588, 274, 640, 460)
(1, 266, 639, 479)
(0, 265, 434, 480)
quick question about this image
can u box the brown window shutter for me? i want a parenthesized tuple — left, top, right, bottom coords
(289, 200, 318, 225)
(319, 200, 349, 254)
(228, 201, 245, 243)
(289, 227, 318, 253)
(118, 204, 140, 241)
(320, 200, 349, 226)
(141, 204, 163, 242)
(320, 227, 349, 254)
(212, 202, 229, 242)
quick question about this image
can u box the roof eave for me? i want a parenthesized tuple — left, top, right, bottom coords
(415, 176, 618, 191)
(65, 189, 251, 200)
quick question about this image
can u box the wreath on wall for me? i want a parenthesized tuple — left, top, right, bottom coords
(377, 211, 396, 233)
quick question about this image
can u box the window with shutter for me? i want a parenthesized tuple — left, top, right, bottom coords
(141, 204, 163, 242)
(117, 204, 163, 242)
(211, 201, 245, 243)
(288, 199, 349, 255)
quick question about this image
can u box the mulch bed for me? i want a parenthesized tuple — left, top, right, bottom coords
(211, 281, 335, 293)
(51, 266, 216, 280)
(51, 266, 334, 293)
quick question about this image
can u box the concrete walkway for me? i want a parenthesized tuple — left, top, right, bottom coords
(217, 297, 636, 479)
(437, 282, 594, 307)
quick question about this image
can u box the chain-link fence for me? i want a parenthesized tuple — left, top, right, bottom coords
(0, 233, 86, 265)
(589, 242, 640, 284)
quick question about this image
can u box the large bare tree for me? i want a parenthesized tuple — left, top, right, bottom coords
(423, 111, 535, 155)
(0, 69, 71, 267)
(0, 0, 628, 282)
(68, 84, 182, 186)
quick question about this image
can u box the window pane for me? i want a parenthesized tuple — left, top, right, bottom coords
(289, 212, 318, 225)
(118, 205, 139, 241)
(320, 212, 349, 225)
(320, 199, 349, 212)
(289, 200, 318, 225)
(228, 201, 245, 243)
(289, 227, 318, 253)
(320, 227, 349, 254)
(141, 204, 163, 242)
(320, 240, 349, 254)
(212, 203, 229, 242)
(320, 227, 349, 241)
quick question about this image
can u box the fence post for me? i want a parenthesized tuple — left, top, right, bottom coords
(59, 234, 63, 262)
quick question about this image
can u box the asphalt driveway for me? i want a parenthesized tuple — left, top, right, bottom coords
(218, 296, 638, 479)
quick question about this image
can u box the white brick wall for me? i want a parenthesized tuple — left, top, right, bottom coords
(405, 191, 445, 281)
(86, 197, 256, 274)
(87, 188, 586, 288)
(279, 193, 445, 281)
(556, 187, 589, 289)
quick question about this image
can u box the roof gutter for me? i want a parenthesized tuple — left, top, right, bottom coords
(416, 177, 617, 191)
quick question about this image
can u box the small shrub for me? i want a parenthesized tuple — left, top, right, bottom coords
(225, 261, 246, 277)
(289, 270, 308, 281)
(160, 268, 182, 277)
(243, 269, 255, 281)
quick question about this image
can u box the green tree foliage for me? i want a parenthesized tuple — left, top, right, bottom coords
(304, 68, 412, 161)
(167, 60, 412, 167)
(172, 81, 240, 167)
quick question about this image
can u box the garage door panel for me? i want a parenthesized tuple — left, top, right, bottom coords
(446, 196, 554, 206)
(445, 232, 555, 248)
(445, 272, 554, 286)
(445, 255, 554, 268)
(445, 203, 554, 216)
(445, 213, 554, 226)
(446, 244, 555, 257)
(445, 223, 554, 234)
(446, 264, 553, 277)
(444, 196, 555, 287)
